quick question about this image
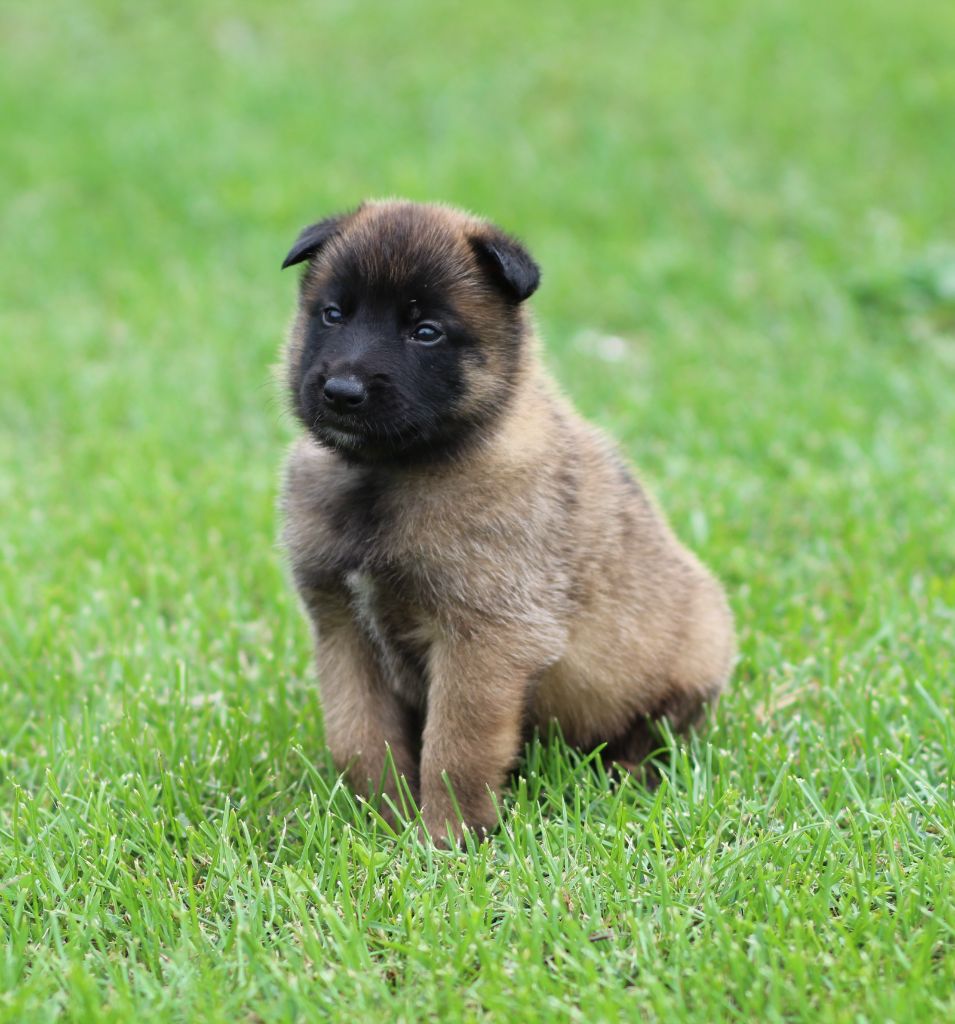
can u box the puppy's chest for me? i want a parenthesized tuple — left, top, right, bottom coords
(343, 568, 435, 706)
(316, 475, 455, 593)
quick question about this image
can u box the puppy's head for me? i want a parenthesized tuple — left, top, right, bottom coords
(282, 200, 540, 464)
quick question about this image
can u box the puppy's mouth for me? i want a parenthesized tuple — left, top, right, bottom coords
(313, 412, 371, 447)
(309, 408, 431, 462)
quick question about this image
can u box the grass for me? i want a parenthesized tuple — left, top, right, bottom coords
(1, 0, 954, 1020)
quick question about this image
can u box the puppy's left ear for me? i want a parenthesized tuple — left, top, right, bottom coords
(468, 227, 540, 302)
(281, 215, 347, 270)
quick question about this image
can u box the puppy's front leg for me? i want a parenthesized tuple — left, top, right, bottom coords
(309, 596, 419, 818)
(420, 633, 534, 843)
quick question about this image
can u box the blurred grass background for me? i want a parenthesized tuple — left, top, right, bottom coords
(1, 1, 954, 1021)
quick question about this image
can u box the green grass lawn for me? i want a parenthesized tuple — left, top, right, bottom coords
(2, 0, 954, 1020)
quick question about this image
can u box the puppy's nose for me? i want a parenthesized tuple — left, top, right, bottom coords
(323, 376, 367, 411)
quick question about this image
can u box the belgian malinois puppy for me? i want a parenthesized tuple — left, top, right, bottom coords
(280, 200, 735, 842)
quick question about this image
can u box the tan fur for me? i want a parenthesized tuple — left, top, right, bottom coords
(280, 201, 735, 843)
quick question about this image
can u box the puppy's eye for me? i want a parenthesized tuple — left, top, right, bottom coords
(410, 323, 443, 344)
(321, 305, 344, 326)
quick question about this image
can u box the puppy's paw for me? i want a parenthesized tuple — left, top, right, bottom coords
(419, 813, 495, 849)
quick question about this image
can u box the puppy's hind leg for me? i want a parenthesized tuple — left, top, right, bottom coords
(608, 577, 733, 780)
(602, 684, 722, 782)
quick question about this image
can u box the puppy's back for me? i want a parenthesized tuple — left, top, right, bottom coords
(502, 374, 735, 748)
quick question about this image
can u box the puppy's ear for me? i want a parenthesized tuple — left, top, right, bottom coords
(468, 227, 540, 302)
(281, 214, 348, 270)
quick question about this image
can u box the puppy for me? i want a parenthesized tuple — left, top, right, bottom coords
(280, 200, 735, 842)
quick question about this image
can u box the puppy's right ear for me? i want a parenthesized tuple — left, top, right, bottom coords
(281, 215, 346, 270)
